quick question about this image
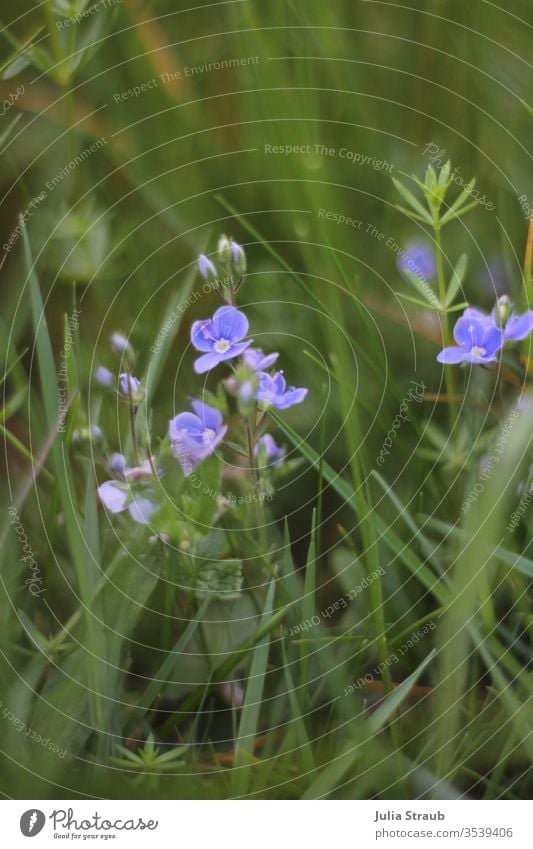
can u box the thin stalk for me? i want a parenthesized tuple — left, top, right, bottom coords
(434, 224, 459, 439)
(126, 373, 140, 466)
(245, 415, 267, 553)
(521, 211, 533, 368)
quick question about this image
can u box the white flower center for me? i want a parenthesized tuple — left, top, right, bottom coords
(471, 346, 486, 357)
(214, 338, 230, 353)
(203, 428, 216, 444)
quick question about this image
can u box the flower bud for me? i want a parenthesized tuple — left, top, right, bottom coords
(110, 332, 135, 367)
(95, 366, 114, 389)
(109, 452, 128, 476)
(231, 240, 247, 276)
(72, 424, 105, 455)
(118, 373, 144, 404)
(495, 294, 512, 326)
(217, 235, 232, 265)
(198, 254, 217, 281)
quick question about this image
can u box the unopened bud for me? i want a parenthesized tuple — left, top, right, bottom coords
(95, 366, 114, 389)
(198, 254, 217, 281)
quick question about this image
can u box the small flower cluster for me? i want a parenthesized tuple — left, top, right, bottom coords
(170, 299, 307, 474)
(437, 296, 533, 365)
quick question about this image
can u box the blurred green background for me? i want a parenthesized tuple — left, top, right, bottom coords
(1, 0, 532, 799)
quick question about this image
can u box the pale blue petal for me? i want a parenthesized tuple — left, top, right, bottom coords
(190, 400, 223, 432)
(504, 311, 533, 342)
(191, 319, 216, 352)
(212, 306, 249, 341)
(275, 387, 308, 409)
(169, 412, 203, 440)
(193, 351, 224, 374)
(128, 497, 156, 525)
(98, 481, 128, 513)
(482, 325, 504, 355)
(453, 316, 485, 349)
(437, 346, 468, 364)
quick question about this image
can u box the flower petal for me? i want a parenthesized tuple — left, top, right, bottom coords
(504, 311, 533, 342)
(128, 497, 156, 525)
(190, 400, 223, 432)
(453, 316, 485, 349)
(169, 412, 203, 441)
(212, 306, 249, 342)
(219, 339, 253, 361)
(274, 387, 308, 409)
(98, 481, 128, 513)
(258, 351, 279, 369)
(191, 319, 216, 352)
(193, 351, 224, 374)
(436, 346, 469, 364)
(481, 324, 504, 355)
(273, 372, 287, 394)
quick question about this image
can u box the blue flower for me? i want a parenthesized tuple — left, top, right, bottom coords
(243, 347, 279, 371)
(437, 314, 504, 364)
(190, 306, 252, 374)
(254, 434, 285, 467)
(169, 400, 227, 475)
(98, 481, 156, 525)
(256, 371, 308, 410)
(198, 254, 217, 281)
(398, 240, 437, 281)
(503, 311, 533, 342)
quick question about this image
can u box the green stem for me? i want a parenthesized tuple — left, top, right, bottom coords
(127, 373, 140, 466)
(434, 224, 459, 447)
(245, 415, 267, 554)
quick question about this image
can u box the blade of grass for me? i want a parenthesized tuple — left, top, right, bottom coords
(231, 578, 277, 796)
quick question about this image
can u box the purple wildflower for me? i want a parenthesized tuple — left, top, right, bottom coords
(190, 306, 252, 374)
(256, 371, 308, 410)
(169, 400, 227, 476)
(97, 480, 156, 525)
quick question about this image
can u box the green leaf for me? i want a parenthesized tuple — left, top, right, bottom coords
(440, 178, 477, 225)
(231, 578, 277, 794)
(394, 204, 431, 225)
(124, 597, 211, 737)
(369, 649, 436, 733)
(392, 177, 432, 222)
(395, 291, 439, 311)
(401, 268, 440, 307)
